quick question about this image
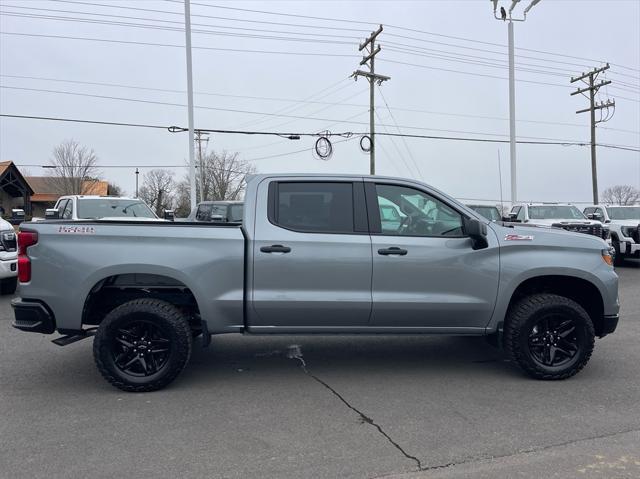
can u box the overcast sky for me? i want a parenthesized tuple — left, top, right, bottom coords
(1, 0, 639, 206)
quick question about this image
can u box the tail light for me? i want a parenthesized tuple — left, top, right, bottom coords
(17, 230, 38, 283)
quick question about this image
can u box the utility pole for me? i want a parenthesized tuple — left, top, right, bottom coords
(352, 25, 389, 175)
(194, 130, 210, 202)
(491, 0, 543, 203)
(183, 0, 196, 212)
(570, 63, 615, 205)
(135, 168, 139, 198)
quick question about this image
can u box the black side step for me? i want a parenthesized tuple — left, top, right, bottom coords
(52, 328, 97, 347)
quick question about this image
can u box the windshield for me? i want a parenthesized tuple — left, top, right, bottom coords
(606, 206, 640, 220)
(469, 205, 501, 221)
(77, 199, 156, 219)
(528, 205, 586, 220)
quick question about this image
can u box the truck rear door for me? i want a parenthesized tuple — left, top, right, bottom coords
(248, 179, 372, 330)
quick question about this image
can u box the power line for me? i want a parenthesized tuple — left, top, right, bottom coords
(2, 73, 636, 135)
(384, 40, 579, 76)
(162, 0, 376, 26)
(0, 73, 359, 109)
(0, 10, 357, 45)
(46, 0, 370, 33)
(159, 1, 639, 73)
(7, 84, 621, 143)
(379, 58, 640, 101)
(376, 86, 423, 179)
(1, 3, 362, 39)
(24, 0, 640, 75)
(385, 27, 640, 75)
(0, 31, 359, 58)
(6, 4, 638, 85)
(2, 114, 638, 152)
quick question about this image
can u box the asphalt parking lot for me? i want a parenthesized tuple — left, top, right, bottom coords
(1, 261, 639, 479)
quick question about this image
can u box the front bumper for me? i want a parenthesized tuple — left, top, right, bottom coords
(619, 240, 640, 256)
(11, 298, 56, 334)
(600, 314, 619, 337)
(0, 258, 17, 279)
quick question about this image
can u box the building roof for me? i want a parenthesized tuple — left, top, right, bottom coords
(26, 177, 109, 203)
(0, 161, 11, 177)
(0, 161, 35, 197)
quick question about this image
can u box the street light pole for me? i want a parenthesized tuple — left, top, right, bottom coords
(183, 0, 196, 212)
(492, 0, 542, 204)
(507, 20, 517, 204)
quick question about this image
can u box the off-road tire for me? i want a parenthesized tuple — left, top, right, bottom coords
(93, 298, 192, 392)
(0, 277, 17, 295)
(504, 294, 595, 380)
(612, 239, 624, 266)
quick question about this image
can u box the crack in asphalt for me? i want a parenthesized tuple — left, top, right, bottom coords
(375, 425, 640, 477)
(283, 344, 640, 477)
(285, 345, 423, 471)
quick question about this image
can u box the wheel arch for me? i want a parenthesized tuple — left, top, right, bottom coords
(81, 271, 202, 330)
(504, 275, 605, 337)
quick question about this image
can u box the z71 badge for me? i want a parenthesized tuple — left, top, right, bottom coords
(505, 234, 534, 241)
(58, 226, 96, 235)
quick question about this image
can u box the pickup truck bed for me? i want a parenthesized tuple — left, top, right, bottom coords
(13, 174, 619, 391)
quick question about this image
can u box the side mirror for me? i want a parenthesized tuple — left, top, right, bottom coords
(508, 212, 519, 222)
(45, 208, 60, 220)
(464, 217, 488, 250)
(163, 210, 175, 221)
(592, 213, 602, 221)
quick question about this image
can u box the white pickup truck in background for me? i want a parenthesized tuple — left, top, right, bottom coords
(0, 216, 17, 294)
(509, 203, 611, 245)
(583, 205, 640, 264)
(47, 195, 168, 221)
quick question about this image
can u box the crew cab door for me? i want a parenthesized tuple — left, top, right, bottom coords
(249, 179, 372, 329)
(365, 180, 500, 331)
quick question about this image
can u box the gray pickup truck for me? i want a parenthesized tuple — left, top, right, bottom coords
(12, 174, 619, 392)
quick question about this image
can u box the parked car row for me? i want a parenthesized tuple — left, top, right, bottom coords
(464, 202, 640, 264)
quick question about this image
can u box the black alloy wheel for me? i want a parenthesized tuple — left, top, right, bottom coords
(112, 320, 172, 377)
(528, 315, 580, 368)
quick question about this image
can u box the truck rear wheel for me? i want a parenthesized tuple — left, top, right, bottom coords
(504, 294, 595, 380)
(93, 298, 192, 392)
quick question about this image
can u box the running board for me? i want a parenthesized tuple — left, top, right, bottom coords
(52, 328, 97, 347)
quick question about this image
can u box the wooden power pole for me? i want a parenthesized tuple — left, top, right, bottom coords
(570, 63, 615, 205)
(352, 25, 390, 175)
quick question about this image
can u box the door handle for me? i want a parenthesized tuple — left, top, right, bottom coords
(260, 244, 292, 253)
(378, 247, 408, 256)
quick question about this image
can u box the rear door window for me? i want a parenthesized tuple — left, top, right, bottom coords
(272, 182, 355, 234)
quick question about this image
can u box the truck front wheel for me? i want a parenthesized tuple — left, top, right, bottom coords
(504, 294, 595, 380)
(93, 298, 193, 392)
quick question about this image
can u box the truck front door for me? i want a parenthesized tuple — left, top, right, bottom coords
(250, 179, 372, 329)
(365, 180, 500, 331)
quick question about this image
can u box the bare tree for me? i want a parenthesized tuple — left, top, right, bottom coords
(138, 169, 176, 216)
(174, 150, 256, 217)
(201, 151, 256, 201)
(601, 185, 640, 205)
(48, 140, 100, 195)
